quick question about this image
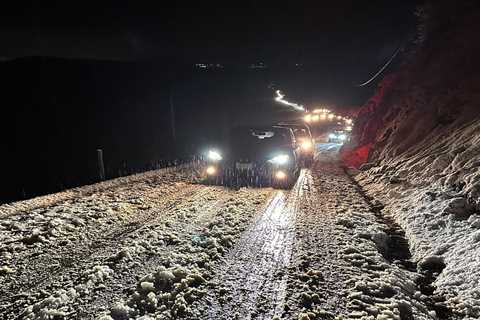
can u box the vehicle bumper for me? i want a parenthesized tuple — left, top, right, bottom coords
(204, 162, 294, 186)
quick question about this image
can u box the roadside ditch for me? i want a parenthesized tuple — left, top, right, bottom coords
(343, 167, 455, 320)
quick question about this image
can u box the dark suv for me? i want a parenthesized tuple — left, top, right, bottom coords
(204, 126, 301, 188)
(277, 123, 315, 166)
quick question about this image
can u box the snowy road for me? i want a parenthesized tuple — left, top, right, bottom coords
(199, 174, 303, 320)
(0, 149, 443, 319)
(316, 142, 342, 152)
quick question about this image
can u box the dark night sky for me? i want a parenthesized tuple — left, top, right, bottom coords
(0, 1, 421, 107)
(1, 1, 422, 203)
(1, 1, 419, 65)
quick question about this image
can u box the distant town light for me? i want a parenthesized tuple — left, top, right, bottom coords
(195, 63, 224, 69)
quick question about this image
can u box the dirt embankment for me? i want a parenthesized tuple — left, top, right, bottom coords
(344, 1, 480, 173)
(345, 2, 480, 318)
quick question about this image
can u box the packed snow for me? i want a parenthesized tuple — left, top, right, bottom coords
(357, 152, 480, 318)
(342, 5, 480, 317)
(0, 149, 458, 319)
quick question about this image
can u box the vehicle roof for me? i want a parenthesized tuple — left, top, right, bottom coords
(230, 125, 295, 141)
(231, 125, 292, 132)
(276, 122, 312, 136)
(277, 122, 310, 128)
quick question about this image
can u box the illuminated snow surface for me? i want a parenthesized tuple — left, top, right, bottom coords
(356, 120, 480, 319)
(0, 147, 470, 319)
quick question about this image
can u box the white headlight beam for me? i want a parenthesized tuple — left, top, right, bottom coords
(208, 150, 222, 161)
(269, 154, 289, 165)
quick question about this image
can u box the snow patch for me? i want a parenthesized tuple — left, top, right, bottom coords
(21, 265, 112, 319)
(357, 145, 480, 317)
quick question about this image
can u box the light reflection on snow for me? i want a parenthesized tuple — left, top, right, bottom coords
(208, 170, 306, 319)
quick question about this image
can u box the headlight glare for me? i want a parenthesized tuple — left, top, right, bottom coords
(206, 165, 217, 175)
(269, 154, 289, 165)
(301, 140, 312, 150)
(275, 170, 287, 180)
(208, 150, 222, 161)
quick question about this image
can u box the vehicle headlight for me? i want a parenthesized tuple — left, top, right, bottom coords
(206, 165, 217, 175)
(300, 140, 312, 150)
(329, 133, 337, 139)
(275, 170, 287, 180)
(268, 154, 289, 165)
(208, 150, 222, 161)
(338, 134, 347, 141)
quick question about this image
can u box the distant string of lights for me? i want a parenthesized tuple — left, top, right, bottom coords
(274, 90, 305, 112)
(272, 90, 353, 132)
(304, 108, 353, 132)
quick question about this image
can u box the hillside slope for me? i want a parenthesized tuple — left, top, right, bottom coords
(346, 2, 480, 318)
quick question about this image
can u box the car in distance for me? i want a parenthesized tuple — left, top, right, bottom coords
(277, 122, 315, 166)
(204, 126, 301, 189)
(328, 130, 349, 144)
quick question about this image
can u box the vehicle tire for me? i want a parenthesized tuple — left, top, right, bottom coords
(285, 175, 297, 189)
(279, 168, 297, 190)
(300, 158, 308, 168)
(306, 156, 314, 167)
(302, 157, 313, 168)
(204, 176, 215, 186)
(214, 174, 224, 185)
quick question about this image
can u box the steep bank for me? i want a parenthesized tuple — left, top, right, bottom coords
(344, 2, 480, 318)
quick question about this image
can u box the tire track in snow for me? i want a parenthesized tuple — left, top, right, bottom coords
(281, 160, 355, 318)
(199, 170, 307, 319)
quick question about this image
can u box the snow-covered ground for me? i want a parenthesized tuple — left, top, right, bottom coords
(0, 149, 449, 319)
(0, 162, 271, 319)
(355, 120, 480, 319)
(341, 5, 480, 318)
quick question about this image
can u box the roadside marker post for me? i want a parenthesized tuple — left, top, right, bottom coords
(97, 149, 106, 181)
